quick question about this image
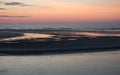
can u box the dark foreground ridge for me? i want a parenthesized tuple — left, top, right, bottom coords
(0, 37, 120, 55)
(0, 46, 120, 55)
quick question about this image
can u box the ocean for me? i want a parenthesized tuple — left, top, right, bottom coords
(0, 24, 120, 31)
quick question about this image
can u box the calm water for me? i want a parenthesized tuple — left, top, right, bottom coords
(0, 51, 120, 75)
(0, 24, 120, 31)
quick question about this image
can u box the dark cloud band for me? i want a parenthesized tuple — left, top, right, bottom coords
(0, 15, 29, 18)
(5, 2, 24, 6)
(0, 1, 33, 6)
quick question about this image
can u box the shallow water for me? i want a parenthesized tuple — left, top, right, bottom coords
(0, 32, 120, 42)
(0, 24, 120, 31)
(0, 33, 54, 41)
(0, 51, 120, 75)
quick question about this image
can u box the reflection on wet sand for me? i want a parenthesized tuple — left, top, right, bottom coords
(0, 31, 120, 42)
(75, 32, 120, 37)
(0, 33, 54, 41)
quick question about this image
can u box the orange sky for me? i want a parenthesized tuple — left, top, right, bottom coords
(0, 0, 120, 24)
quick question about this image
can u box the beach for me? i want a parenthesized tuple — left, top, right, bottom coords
(0, 51, 120, 75)
(0, 0, 120, 75)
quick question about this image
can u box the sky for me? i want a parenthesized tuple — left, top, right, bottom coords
(0, 0, 120, 24)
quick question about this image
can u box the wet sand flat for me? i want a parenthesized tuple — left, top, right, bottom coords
(0, 51, 120, 75)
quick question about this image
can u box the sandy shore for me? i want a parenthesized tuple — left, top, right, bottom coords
(0, 29, 120, 55)
(0, 51, 120, 75)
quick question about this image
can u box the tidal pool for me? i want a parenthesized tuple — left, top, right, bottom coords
(0, 51, 120, 75)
